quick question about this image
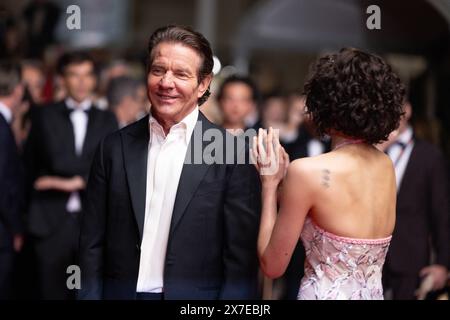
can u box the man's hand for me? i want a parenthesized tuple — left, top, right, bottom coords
(420, 264, 449, 291)
(34, 175, 86, 193)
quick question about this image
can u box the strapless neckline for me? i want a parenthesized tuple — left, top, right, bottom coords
(308, 218, 392, 245)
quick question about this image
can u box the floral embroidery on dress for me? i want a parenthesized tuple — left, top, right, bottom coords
(298, 217, 391, 300)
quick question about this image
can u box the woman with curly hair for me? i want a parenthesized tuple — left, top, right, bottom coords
(252, 48, 405, 300)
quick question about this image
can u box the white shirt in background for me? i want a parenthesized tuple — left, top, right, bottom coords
(65, 97, 92, 213)
(386, 126, 414, 191)
(0, 101, 13, 124)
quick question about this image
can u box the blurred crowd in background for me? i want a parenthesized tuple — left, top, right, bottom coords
(0, 0, 449, 300)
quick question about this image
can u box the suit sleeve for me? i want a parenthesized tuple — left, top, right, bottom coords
(220, 144, 261, 299)
(23, 109, 45, 196)
(80, 111, 118, 183)
(78, 139, 108, 299)
(429, 150, 450, 268)
(107, 111, 119, 134)
(0, 124, 24, 235)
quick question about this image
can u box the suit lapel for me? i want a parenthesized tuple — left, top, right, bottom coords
(122, 116, 149, 241)
(169, 112, 211, 235)
(60, 102, 77, 156)
(81, 107, 99, 157)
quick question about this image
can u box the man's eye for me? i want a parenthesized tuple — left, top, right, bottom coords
(176, 72, 189, 79)
(151, 68, 164, 75)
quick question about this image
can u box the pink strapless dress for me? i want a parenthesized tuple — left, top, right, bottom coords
(298, 217, 391, 300)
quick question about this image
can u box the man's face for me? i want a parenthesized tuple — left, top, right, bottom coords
(63, 61, 96, 103)
(23, 66, 44, 104)
(147, 42, 211, 124)
(220, 83, 254, 125)
(123, 85, 148, 123)
(264, 97, 287, 124)
(287, 96, 306, 126)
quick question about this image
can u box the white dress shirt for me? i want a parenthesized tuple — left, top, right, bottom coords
(0, 101, 13, 124)
(307, 139, 325, 157)
(65, 97, 92, 213)
(136, 107, 199, 293)
(386, 126, 414, 191)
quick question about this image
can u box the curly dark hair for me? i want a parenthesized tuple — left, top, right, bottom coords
(303, 48, 405, 144)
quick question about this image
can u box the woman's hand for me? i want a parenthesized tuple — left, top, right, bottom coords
(252, 127, 289, 189)
(34, 175, 86, 192)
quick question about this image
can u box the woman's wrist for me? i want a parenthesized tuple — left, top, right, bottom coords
(262, 182, 279, 193)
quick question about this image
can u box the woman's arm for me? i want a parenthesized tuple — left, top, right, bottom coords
(253, 128, 313, 279)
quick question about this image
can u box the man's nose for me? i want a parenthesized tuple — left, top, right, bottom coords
(159, 72, 175, 88)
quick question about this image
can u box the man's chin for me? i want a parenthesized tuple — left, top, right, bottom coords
(151, 105, 178, 117)
(71, 94, 90, 102)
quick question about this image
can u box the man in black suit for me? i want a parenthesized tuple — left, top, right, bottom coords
(78, 25, 261, 300)
(381, 101, 449, 299)
(0, 61, 25, 299)
(24, 52, 118, 299)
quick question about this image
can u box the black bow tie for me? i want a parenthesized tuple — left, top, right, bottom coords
(394, 141, 407, 149)
(65, 106, 90, 116)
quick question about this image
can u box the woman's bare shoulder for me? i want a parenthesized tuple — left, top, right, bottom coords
(289, 153, 333, 172)
(288, 155, 330, 181)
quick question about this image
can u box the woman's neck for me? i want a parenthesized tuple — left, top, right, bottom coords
(331, 135, 365, 150)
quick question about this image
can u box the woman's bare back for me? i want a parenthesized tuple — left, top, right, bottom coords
(292, 144, 396, 239)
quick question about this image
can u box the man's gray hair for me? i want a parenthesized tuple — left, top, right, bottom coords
(106, 76, 143, 109)
(0, 61, 22, 97)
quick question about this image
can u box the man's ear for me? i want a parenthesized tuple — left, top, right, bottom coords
(13, 83, 24, 103)
(198, 73, 213, 98)
(403, 101, 412, 121)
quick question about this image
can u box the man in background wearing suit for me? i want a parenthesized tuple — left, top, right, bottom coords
(24, 52, 118, 299)
(0, 61, 25, 299)
(381, 101, 449, 299)
(78, 25, 261, 300)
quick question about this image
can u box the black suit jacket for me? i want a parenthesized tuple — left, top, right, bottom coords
(385, 138, 450, 275)
(0, 114, 24, 249)
(78, 112, 261, 300)
(24, 102, 118, 238)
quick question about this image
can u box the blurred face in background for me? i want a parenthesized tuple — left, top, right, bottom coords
(287, 95, 306, 127)
(125, 84, 148, 123)
(99, 61, 131, 94)
(22, 65, 45, 104)
(398, 101, 412, 132)
(136, 83, 150, 114)
(62, 61, 96, 103)
(263, 96, 287, 127)
(219, 82, 255, 129)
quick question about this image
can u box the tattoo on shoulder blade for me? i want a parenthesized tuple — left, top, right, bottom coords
(321, 169, 330, 188)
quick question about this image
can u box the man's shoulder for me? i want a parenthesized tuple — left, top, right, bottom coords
(0, 115, 11, 142)
(413, 138, 445, 163)
(198, 111, 252, 151)
(30, 102, 64, 124)
(198, 110, 225, 132)
(39, 101, 65, 113)
(0, 113, 8, 129)
(102, 115, 148, 145)
(119, 115, 149, 136)
(91, 105, 114, 116)
(90, 107, 118, 127)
